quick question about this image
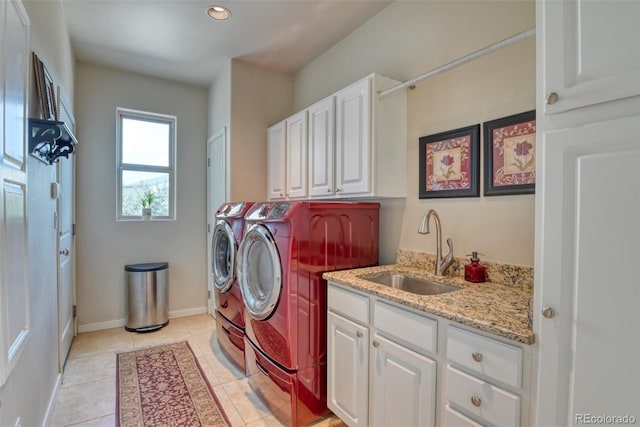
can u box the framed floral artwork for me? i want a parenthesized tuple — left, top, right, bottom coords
(483, 110, 536, 196)
(419, 124, 480, 198)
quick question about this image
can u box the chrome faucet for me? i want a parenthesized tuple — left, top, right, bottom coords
(418, 209, 454, 277)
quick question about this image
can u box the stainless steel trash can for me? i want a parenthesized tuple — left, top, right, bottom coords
(125, 262, 169, 332)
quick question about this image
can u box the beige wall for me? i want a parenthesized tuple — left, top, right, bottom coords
(229, 59, 292, 201)
(294, 1, 536, 266)
(74, 62, 209, 329)
(208, 60, 292, 202)
(0, 1, 75, 426)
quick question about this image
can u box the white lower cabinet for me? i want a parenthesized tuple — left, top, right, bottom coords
(328, 283, 437, 427)
(370, 334, 437, 426)
(327, 281, 532, 427)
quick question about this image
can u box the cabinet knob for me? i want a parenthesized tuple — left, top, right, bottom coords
(545, 91, 559, 105)
(471, 352, 483, 363)
(59, 248, 70, 256)
(335, 188, 341, 193)
(542, 306, 556, 318)
(372, 340, 380, 348)
(327, 188, 332, 193)
(471, 396, 482, 407)
(279, 192, 284, 197)
(356, 331, 363, 338)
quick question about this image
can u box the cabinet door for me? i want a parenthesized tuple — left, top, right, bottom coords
(308, 97, 335, 198)
(540, 0, 640, 114)
(335, 77, 371, 196)
(285, 110, 308, 199)
(327, 311, 368, 427)
(370, 334, 437, 427)
(267, 120, 286, 200)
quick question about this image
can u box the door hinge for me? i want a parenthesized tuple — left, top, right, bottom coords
(207, 223, 211, 233)
(207, 158, 210, 167)
(207, 290, 211, 299)
(72, 305, 77, 318)
(72, 223, 77, 236)
(53, 211, 58, 229)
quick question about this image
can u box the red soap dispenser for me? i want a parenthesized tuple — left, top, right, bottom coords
(464, 252, 487, 283)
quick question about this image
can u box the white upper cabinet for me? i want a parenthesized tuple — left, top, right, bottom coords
(267, 111, 308, 200)
(541, 0, 640, 114)
(307, 96, 335, 198)
(333, 74, 407, 198)
(535, 0, 640, 425)
(266, 120, 286, 199)
(267, 73, 407, 200)
(285, 110, 308, 199)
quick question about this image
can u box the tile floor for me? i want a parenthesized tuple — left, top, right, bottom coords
(49, 314, 339, 427)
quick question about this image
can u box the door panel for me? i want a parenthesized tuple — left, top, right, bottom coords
(207, 128, 227, 315)
(57, 96, 75, 369)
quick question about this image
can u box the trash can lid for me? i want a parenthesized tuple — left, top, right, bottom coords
(125, 262, 169, 272)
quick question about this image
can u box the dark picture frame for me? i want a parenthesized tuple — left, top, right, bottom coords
(483, 110, 536, 196)
(419, 124, 480, 199)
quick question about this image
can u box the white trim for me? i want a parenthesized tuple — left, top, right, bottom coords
(41, 373, 62, 427)
(77, 306, 208, 333)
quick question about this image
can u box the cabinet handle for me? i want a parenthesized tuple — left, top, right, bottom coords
(545, 91, 559, 105)
(372, 340, 380, 347)
(472, 352, 483, 362)
(356, 331, 363, 338)
(542, 306, 556, 318)
(471, 396, 482, 407)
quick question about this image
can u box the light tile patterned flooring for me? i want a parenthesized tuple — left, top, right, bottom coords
(50, 314, 337, 427)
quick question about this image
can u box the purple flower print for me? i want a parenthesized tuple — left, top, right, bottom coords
(512, 140, 534, 171)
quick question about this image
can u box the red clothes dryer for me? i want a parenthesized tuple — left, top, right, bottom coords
(237, 201, 379, 426)
(211, 201, 254, 370)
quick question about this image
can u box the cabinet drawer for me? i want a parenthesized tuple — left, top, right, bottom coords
(447, 326, 522, 387)
(373, 300, 436, 354)
(328, 284, 369, 324)
(444, 405, 484, 427)
(446, 366, 520, 427)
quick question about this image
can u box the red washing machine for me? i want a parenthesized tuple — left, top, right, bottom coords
(237, 201, 379, 426)
(211, 201, 254, 370)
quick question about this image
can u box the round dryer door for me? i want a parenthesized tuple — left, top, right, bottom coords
(237, 224, 282, 320)
(211, 220, 237, 293)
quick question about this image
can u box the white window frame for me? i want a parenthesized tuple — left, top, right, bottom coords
(116, 108, 177, 221)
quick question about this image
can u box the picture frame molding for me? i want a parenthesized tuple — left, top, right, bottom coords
(418, 124, 480, 199)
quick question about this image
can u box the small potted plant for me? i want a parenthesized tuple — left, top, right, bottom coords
(141, 190, 154, 220)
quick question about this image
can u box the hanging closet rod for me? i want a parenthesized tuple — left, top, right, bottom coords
(378, 27, 536, 99)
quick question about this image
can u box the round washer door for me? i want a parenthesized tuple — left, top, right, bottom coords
(237, 224, 282, 320)
(211, 220, 237, 293)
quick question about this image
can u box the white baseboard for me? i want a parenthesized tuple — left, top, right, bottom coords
(41, 373, 62, 427)
(77, 306, 209, 333)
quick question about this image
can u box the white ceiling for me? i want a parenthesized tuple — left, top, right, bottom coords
(61, 0, 393, 87)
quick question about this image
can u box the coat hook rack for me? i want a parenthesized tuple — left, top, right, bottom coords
(28, 118, 78, 165)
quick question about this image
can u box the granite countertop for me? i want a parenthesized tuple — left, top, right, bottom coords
(323, 264, 534, 345)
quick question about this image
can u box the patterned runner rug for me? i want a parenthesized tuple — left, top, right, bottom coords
(116, 341, 229, 427)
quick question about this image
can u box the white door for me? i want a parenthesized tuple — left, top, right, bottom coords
(56, 95, 76, 370)
(335, 77, 371, 196)
(308, 96, 335, 198)
(267, 120, 286, 200)
(535, 2, 640, 423)
(206, 128, 227, 315)
(0, 0, 30, 386)
(370, 334, 436, 427)
(285, 110, 308, 199)
(327, 311, 369, 427)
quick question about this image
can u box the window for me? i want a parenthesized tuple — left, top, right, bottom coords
(116, 108, 176, 220)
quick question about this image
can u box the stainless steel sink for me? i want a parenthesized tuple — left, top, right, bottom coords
(360, 272, 459, 296)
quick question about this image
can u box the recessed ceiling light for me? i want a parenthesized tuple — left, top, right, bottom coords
(207, 5, 231, 20)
